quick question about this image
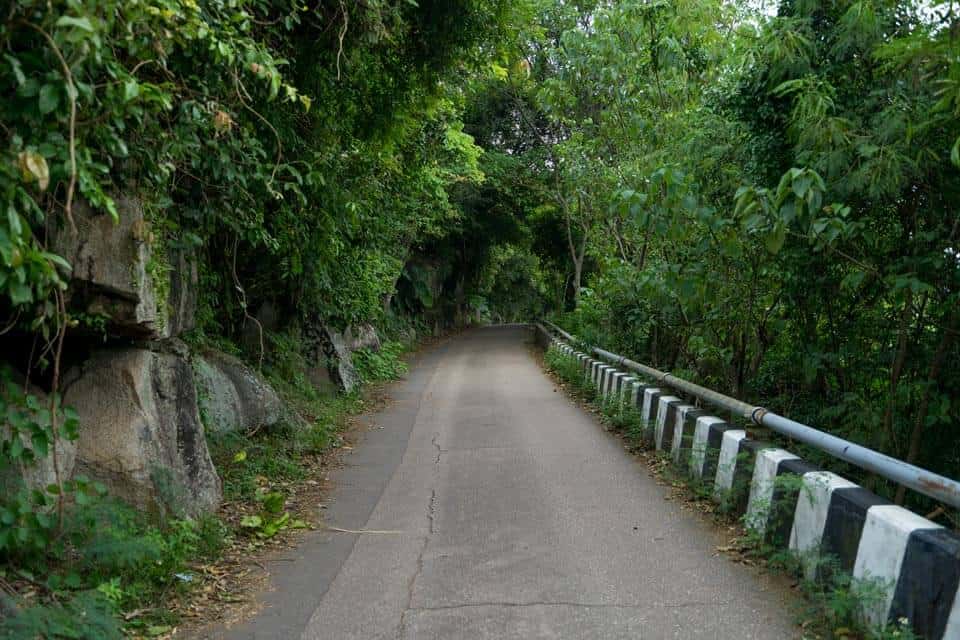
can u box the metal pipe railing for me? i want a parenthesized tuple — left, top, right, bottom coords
(539, 320, 960, 510)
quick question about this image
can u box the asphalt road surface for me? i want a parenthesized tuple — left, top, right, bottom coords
(213, 325, 797, 639)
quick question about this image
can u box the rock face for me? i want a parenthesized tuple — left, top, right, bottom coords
(302, 322, 386, 394)
(321, 327, 360, 394)
(51, 197, 196, 339)
(301, 317, 386, 394)
(63, 348, 221, 516)
(347, 323, 381, 353)
(166, 247, 198, 338)
(193, 350, 283, 435)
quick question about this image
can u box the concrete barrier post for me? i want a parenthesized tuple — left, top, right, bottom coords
(619, 376, 637, 409)
(690, 416, 725, 479)
(641, 388, 662, 442)
(612, 372, 626, 398)
(853, 506, 945, 630)
(599, 365, 612, 391)
(714, 429, 747, 501)
(654, 396, 682, 452)
(608, 371, 626, 399)
(671, 405, 703, 465)
(745, 449, 800, 535)
(790, 471, 858, 580)
(630, 381, 644, 408)
(601, 366, 615, 395)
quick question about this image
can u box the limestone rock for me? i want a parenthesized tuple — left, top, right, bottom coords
(166, 246, 198, 338)
(322, 326, 360, 394)
(346, 323, 381, 353)
(193, 350, 283, 435)
(63, 348, 221, 516)
(51, 197, 196, 339)
(302, 320, 359, 394)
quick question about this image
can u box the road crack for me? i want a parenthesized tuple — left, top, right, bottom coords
(431, 432, 446, 465)
(397, 487, 438, 638)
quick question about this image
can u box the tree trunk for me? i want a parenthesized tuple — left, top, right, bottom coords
(572, 257, 583, 306)
(894, 312, 956, 505)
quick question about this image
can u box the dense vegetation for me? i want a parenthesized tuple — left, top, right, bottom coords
(479, 0, 959, 511)
(0, 0, 525, 635)
(0, 0, 957, 635)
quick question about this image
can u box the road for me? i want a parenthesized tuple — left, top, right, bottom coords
(214, 325, 797, 639)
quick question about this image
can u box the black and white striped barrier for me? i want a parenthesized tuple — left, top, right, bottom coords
(545, 341, 960, 639)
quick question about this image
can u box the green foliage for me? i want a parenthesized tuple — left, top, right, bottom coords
(504, 0, 960, 508)
(353, 341, 409, 384)
(0, 590, 124, 640)
(0, 491, 227, 637)
(779, 551, 921, 640)
(238, 488, 307, 540)
(0, 0, 527, 634)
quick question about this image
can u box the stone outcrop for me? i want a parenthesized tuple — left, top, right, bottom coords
(62, 348, 221, 516)
(193, 350, 283, 435)
(321, 326, 360, 394)
(21, 194, 389, 519)
(165, 246, 198, 338)
(346, 323, 381, 353)
(301, 321, 389, 393)
(51, 197, 196, 339)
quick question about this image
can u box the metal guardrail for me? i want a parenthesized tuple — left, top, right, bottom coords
(538, 320, 960, 510)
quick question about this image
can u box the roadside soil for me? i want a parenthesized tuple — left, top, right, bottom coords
(167, 337, 448, 639)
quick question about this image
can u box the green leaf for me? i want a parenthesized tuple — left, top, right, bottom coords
(40, 252, 71, 271)
(951, 136, 959, 168)
(0, 508, 15, 526)
(841, 270, 866, 291)
(30, 432, 49, 458)
(9, 437, 23, 459)
(792, 173, 812, 198)
(123, 79, 139, 102)
(4, 55, 25, 85)
(38, 84, 59, 114)
(260, 491, 285, 514)
(34, 511, 52, 529)
(7, 280, 33, 305)
(240, 515, 262, 529)
(764, 224, 787, 254)
(55, 15, 95, 32)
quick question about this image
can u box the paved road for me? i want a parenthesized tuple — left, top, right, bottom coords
(215, 326, 797, 639)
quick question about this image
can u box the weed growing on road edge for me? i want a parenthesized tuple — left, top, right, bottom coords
(0, 494, 227, 639)
(354, 341, 409, 383)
